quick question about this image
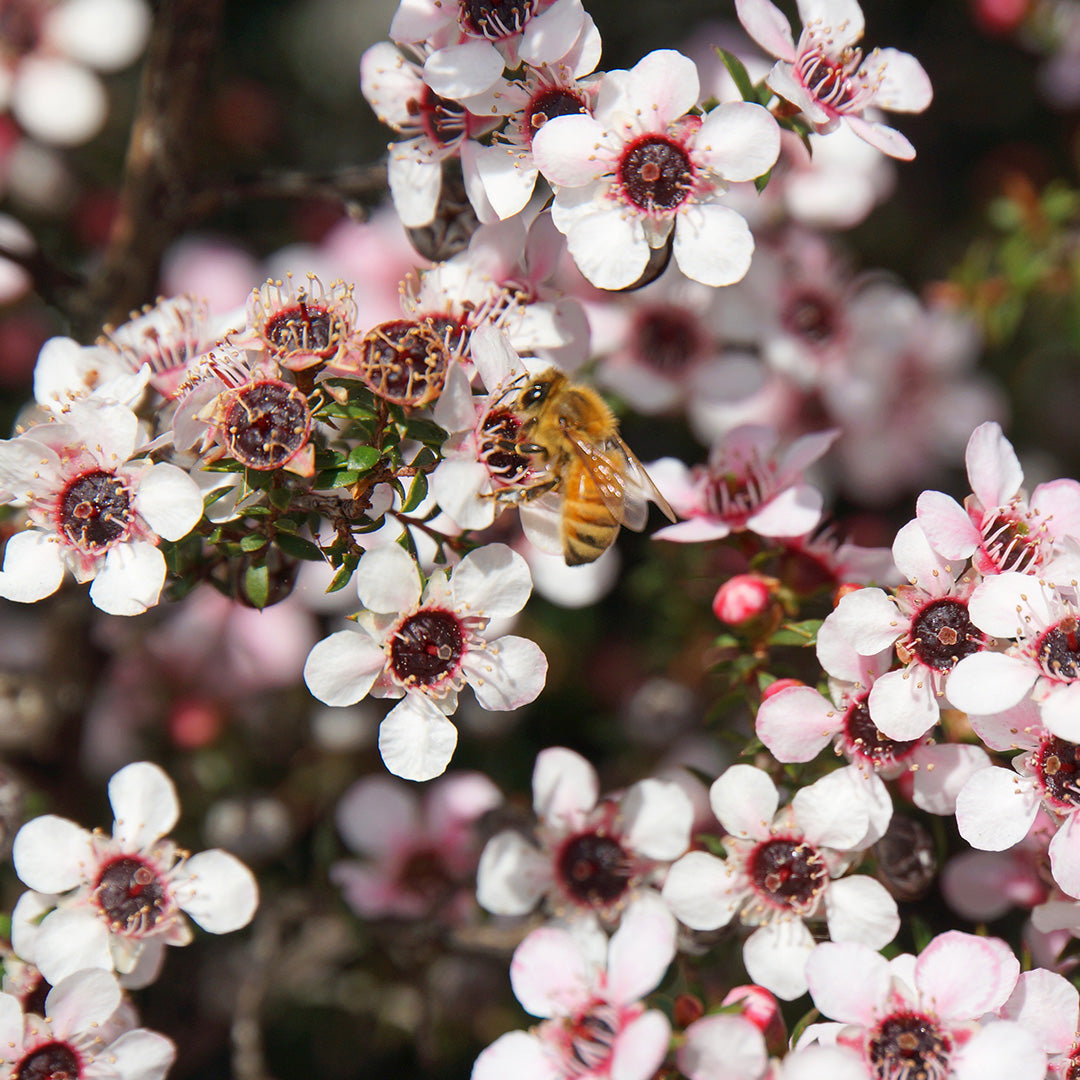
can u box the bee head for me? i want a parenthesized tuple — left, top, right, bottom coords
(520, 378, 551, 408)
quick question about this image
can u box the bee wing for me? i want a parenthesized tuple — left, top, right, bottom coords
(564, 430, 676, 531)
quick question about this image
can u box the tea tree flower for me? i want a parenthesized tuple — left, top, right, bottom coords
(735, 0, 933, 160)
(303, 542, 547, 781)
(11, 761, 259, 989)
(532, 49, 780, 289)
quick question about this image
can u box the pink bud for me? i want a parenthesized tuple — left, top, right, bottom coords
(761, 678, 804, 701)
(712, 574, 774, 626)
(721, 984, 786, 1053)
(971, 0, 1029, 34)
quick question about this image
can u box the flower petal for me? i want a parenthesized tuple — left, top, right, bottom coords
(303, 629, 385, 707)
(177, 849, 259, 933)
(378, 696, 459, 781)
(672, 202, 755, 288)
(109, 760, 180, 849)
(13, 815, 95, 893)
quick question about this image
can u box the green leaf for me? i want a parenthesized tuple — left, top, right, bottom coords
(240, 533, 267, 553)
(275, 533, 325, 562)
(347, 445, 382, 471)
(327, 561, 357, 594)
(244, 563, 271, 609)
(401, 471, 428, 513)
(770, 619, 822, 647)
(754, 166, 773, 194)
(268, 486, 292, 511)
(405, 418, 449, 447)
(716, 48, 757, 104)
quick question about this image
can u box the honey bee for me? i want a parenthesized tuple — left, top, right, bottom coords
(501, 368, 675, 565)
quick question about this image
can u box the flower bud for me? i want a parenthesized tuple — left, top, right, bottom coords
(712, 574, 776, 626)
(721, 984, 786, 1054)
(761, 677, 804, 701)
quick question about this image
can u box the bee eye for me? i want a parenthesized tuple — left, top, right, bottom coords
(522, 382, 547, 406)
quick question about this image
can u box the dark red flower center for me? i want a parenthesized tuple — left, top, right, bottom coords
(868, 1012, 951, 1080)
(223, 379, 311, 470)
(781, 290, 841, 347)
(13, 1042, 81, 1080)
(95, 856, 169, 934)
(796, 48, 862, 113)
(390, 609, 465, 687)
(479, 408, 530, 484)
(618, 135, 694, 213)
(1035, 736, 1080, 810)
(1037, 619, 1080, 682)
(904, 597, 984, 672)
(843, 697, 920, 769)
(59, 470, 133, 553)
(359, 319, 453, 408)
(263, 300, 339, 360)
(748, 837, 827, 913)
(459, 0, 537, 38)
(980, 512, 1038, 573)
(632, 305, 702, 375)
(557, 832, 633, 907)
(526, 87, 588, 137)
(406, 87, 467, 147)
(399, 848, 456, 906)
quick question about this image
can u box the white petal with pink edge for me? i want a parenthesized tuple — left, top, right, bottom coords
(108, 1029, 178, 1080)
(472, 1030, 560, 1080)
(388, 0, 447, 43)
(955, 765, 1039, 851)
(709, 764, 776, 839)
(388, 149, 442, 228)
(519, 0, 587, 68)
(826, 587, 902, 656)
(109, 761, 179, 849)
(464, 635, 547, 710)
(355, 542, 422, 612)
(805, 940, 890, 1025)
(0, 994, 22, 1051)
(177, 849, 258, 932)
(1001, 968, 1079, 1055)
(477, 831, 551, 915)
(965, 420, 1022, 510)
(909, 743, 991, 815)
(824, 875, 900, 948)
(672, 202, 756, 289)
(661, 850, 743, 930)
(13, 814, 95, 893)
(678, 1013, 767, 1080)
(756, 685, 837, 763)
(135, 462, 204, 540)
(378, 696, 459, 782)
(303, 629, 385, 707)
(1038, 682, 1080, 742)
(734, 0, 796, 60)
(892, 518, 954, 588)
(474, 143, 539, 222)
(451, 543, 533, 617)
(510, 925, 593, 1018)
(606, 895, 677, 1003)
(618, 49, 700, 130)
(532, 746, 598, 827)
(743, 919, 816, 1000)
(914, 930, 1020, 1019)
(745, 483, 824, 539)
(796, 0, 864, 45)
(794, 766, 891, 851)
(968, 571, 1054, 637)
(1050, 812, 1080, 898)
(424, 40, 504, 100)
(780, 1045, 868, 1080)
(335, 776, 419, 858)
(766, 63, 829, 126)
(0, 529, 66, 603)
(610, 1010, 673, 1080)
(696, 101, 780, 182)
(621, 778, 693, 860)
(951, 1019, 1045, 1080)
(916, 490, 979, 560)
(842, 114, 916, 160)
(90, 541, 167, 616)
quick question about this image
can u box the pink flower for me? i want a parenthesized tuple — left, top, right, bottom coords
(11, 761, 258, 989)
(661, 763, 897, 1000)
(735, 0, 933, 159)
(804, 932, 1044, 1080)
(713, 573, 776, 625)
(331, 771, 501, 920)
(471, 897, 676, 1080)
(532, 49, 780, 289)
(651, 425, 838, 544)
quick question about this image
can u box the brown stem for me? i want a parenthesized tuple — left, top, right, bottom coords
(75, 0, 225, 335)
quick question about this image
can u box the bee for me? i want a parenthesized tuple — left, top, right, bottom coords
(501, 368, 675, 565)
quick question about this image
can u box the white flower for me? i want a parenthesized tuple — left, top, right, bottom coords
(532, 49, 780, 289)
(0, 401, 204, 616)
(303, 542, 548, 781)
(11, 761, 259, 988)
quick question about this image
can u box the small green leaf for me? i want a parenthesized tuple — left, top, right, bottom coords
(716, 48, 757, 104)
(348, 445, 382, 471)
(754, 166, 773, 193)
(327, 561, 356, 594)
(244, 563, 271, 609)
(275, 533, 325, 562)
(240, 533, 267, 553)
(268, 486, 292, 511)
(401, 471, 428, 513)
